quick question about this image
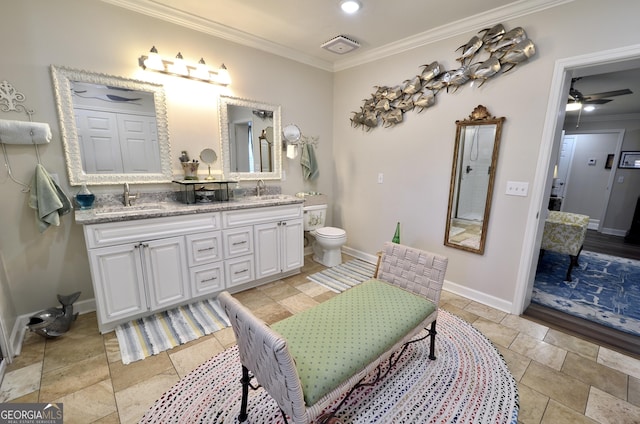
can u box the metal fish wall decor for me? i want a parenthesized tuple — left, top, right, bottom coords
(350, 23, 536, 130)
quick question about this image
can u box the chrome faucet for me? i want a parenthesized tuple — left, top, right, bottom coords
(256, 179, 266, 197)
(123, 182, 137, 206)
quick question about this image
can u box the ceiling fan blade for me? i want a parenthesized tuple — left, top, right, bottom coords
(584, 98, 612, 105)
(583, 88, 632, 100)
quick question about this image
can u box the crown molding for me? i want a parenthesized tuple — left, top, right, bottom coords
(101, 0, 335, 71)
(102, 0, 572, 73)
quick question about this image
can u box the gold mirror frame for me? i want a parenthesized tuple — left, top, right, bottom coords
(445, 105, 505, 254)
(51, 65, 172, 186)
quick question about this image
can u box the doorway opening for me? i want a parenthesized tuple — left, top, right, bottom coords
(514, 45, 640, 355)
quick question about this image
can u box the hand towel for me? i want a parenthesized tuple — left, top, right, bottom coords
(286, 144, 298, 159)
(28, 165, 72, 233)
(0, 120, 52, 145)
(300, 143, 319, 180)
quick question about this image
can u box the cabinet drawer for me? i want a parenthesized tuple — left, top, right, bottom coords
(190, 262, 224, 296)
(84, 212, 221, 249)
(225, 255, 255, 288)
(223, 204, 302, 228)
(223, 227, 253, 258)
(186, 231, 222, 266)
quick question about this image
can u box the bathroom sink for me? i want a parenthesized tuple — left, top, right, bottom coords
(93, 204, 167, 216)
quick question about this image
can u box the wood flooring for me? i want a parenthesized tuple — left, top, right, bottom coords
(524, 230, 640, 357)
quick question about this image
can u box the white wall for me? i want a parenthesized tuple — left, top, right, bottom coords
(332, 0, 640, 309)
(563, 118, 640, 233)
(0, 0, 333, 318)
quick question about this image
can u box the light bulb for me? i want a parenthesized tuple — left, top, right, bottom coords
(340, 0, 361, 14)
(170, 52, 188, 76)
(143, 46, 164, 71)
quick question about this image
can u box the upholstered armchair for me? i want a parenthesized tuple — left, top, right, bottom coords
(540, 211, 589, 281)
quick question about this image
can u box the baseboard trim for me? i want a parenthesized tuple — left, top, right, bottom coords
(342, 245, 513, 312)
(10, 298, 96, 357)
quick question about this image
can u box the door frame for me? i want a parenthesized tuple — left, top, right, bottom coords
(512, 44, 640, 315)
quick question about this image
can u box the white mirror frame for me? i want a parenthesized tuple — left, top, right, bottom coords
(219, 95, 282, 181)
(51, 65, 172, 185)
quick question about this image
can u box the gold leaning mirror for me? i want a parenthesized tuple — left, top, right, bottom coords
(445, 105, 505, 254)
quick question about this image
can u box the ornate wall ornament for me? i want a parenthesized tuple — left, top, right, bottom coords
(350, 23, 536, 131)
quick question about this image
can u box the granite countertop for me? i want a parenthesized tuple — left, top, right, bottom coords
(75, 194, 304, 225)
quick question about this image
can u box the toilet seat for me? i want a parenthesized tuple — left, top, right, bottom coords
(315, 227, 346, 238)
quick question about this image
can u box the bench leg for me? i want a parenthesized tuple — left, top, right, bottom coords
(238, 366, 250, 422)
(428, 320, 437, 360)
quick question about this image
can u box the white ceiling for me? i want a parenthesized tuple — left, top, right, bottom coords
(103, 0, 639, 118)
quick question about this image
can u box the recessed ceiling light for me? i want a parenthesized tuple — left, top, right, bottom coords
(340, 0, 361, 14)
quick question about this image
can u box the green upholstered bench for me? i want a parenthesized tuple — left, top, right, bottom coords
(219, 242, 448, 424)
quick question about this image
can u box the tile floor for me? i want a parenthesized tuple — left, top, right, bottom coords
(2, 256, 640, 423)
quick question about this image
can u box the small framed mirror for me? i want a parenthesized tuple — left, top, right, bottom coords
(445, 105, 505, 254)
(51, 65, 172, 185)
(219, 95, 281, 181)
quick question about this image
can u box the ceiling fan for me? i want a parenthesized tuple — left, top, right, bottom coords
(567, 77, 633, 111)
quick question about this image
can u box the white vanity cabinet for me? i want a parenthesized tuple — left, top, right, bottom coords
(83, 213, 220, 332)
(81, 202, 304, 333)
(254, 219, 304, 279)
(223, 204, 303, 281)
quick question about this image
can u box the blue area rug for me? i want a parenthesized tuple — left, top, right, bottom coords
(532, 250, 640, 336)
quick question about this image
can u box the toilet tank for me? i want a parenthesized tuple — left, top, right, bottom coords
(303, 204, 327, 231)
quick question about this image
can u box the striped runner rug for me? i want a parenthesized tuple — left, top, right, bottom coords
(307, 258, 377, 292)
(115, 298, 230, 364)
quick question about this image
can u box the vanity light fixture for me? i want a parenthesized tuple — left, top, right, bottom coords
(340, 0, 361, 14)
(138, 46, 231, 85)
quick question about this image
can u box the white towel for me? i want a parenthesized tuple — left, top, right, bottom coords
(0, 119, 52, 145)
(286, 144, 298, 159)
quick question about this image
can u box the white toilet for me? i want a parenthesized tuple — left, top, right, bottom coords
(303, 203, 347, 267)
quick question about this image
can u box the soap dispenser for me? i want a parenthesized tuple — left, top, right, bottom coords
(76, 183, 95, 210)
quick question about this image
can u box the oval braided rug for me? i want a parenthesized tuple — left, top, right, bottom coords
(140, 309, 518, 423)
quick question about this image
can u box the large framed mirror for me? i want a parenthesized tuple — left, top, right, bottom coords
(219, 95, 281, 181)
(445, 105, 505, 254)
(51, 65, 172, 185)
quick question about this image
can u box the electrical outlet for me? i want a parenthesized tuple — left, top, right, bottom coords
(505, 181, 529, 197)
(378, 173, 384, 184)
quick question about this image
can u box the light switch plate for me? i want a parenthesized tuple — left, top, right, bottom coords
(506, 181, 529, 197)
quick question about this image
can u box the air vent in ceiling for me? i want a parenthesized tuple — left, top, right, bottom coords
(321, 35, 360, 54)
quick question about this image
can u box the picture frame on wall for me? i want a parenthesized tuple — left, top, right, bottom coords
(619, 151, 640, 169)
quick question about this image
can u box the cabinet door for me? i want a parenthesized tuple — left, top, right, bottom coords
(88, 243, 147, 325)
(142, 236, 190, 310)
(254, 222, 280, 279)
(225, 255, 255, 288)
(223, 227, 253, 258)
(281, 219, 304, 273)
(190, 262, 224, 296)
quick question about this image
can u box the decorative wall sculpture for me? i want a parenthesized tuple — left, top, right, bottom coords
(350, 23, 535, 130)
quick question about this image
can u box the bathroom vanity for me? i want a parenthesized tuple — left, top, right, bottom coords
(76, 196, 303, 333)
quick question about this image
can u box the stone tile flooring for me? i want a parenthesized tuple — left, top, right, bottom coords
(2, 256, 640, 423)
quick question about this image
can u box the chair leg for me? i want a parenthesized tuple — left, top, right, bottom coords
(239, 366, 250, 422)
(428, 320, 437, 360)
(565, 245, 584, 281)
